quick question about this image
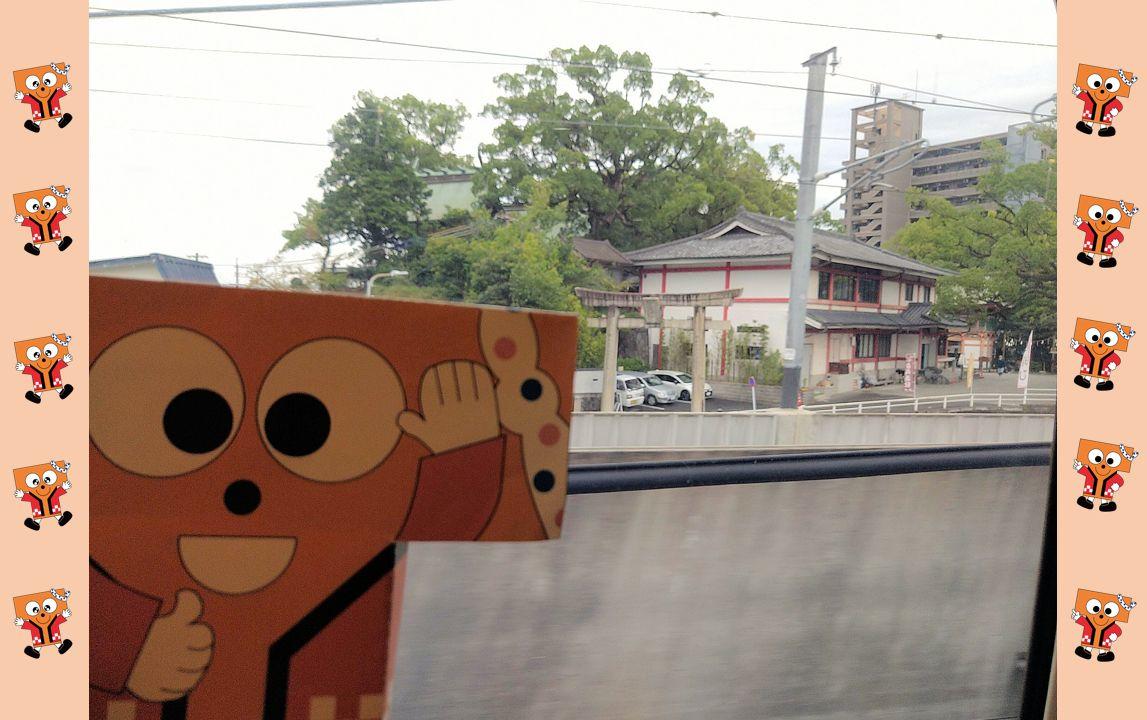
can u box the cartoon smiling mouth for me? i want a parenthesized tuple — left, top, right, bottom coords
(178, 536, 297, 595)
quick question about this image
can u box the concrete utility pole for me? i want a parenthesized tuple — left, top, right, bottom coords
(781, 47, 836, 408)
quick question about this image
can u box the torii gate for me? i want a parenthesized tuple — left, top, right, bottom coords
(576, 288, 742, 412)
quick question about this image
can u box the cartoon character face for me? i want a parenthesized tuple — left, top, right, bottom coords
(1078, 195, 1135, 234)
(1076, 589, 1134, 629)
(1074, 317, 1132, 359)
(12, 461, 68, 502)
(90, 276, 572, 601)
(12, 64, 66, 103)
(12, 589, 68, 633)
(13, 186, 67, 223)
(14, 334, 69, 373)
(1077, 63, 1134, 104)
(1077, 439, 1135, 481)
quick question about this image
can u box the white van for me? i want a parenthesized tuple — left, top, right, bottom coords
(614, 375, 647, 410)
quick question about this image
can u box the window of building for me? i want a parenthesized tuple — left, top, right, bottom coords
(877, 335, 892, 357)
(856, 334, 876, 359)
(833, 275, 856, 301)
(905, 283, 915, 302)
(923, 286, 932, 302)
(858, 277, 880, 304)
(818, 272, 831, 300)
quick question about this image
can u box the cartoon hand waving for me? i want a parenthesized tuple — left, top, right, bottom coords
(399, 361, 500, 454)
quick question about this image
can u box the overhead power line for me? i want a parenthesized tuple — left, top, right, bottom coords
(91, 0, 443, 18)
(585, 1, 1056, 48)
(91, 14, 1052, 118)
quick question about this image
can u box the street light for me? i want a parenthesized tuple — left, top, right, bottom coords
(364, 269, 410, 297)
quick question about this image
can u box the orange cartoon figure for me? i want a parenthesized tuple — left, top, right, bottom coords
(13, 185, 74, 256)
(13, 460, 74, 531)
(1073, 63, 1137, 137)
(1075, 195, 1137, 268)
(1071, 317, 1133, 391)
(12, 63, 73, 133)
(88, 277, 575, 720)
(12, 588, 73, 659)
(1073, 589, 1135, 662)
(1075, 439, 1136, 512)
(14, 333, 74, 404)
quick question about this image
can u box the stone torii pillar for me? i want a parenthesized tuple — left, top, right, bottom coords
(576, 288, 742, 412)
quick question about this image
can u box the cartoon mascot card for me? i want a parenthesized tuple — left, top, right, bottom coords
(13, 185, 74, 256)
(89, 277, 576, 720)
(1075, 439, 1136, 512)
(1071, 317, 1133, 391)
(13, 460, 74, 530)
(1073, 63, 1136, 137)
(1075, 194, 1137, 268)
(1073, 588, 1135, 662)
(12, 63, 73, 133)
(12, 588, 73, 659)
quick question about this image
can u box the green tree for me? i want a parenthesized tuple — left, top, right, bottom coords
(886, 128, 1056, 349)
(476, 45, 800, 251)
(318, 92, 469, 277)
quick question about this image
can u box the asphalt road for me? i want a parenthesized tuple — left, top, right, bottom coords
(392, 466, 1047, 720)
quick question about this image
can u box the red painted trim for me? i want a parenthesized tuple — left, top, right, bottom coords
(657, 265, 667, 368)
(645, 263, 792, 274)
(720, 262, 731, 376)
(660, 265, 668, 293)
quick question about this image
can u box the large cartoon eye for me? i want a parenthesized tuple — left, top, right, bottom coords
(42, 196, 57, 211)
(1087, 598, 1102, 614)
(25, 346, 42, 362)
(1106, 208, 1122, 224)
(41, 599, 57, 614)
(1106, 452, 1122, 467)
(24, 602, 40, 616)
(41, 72, 57, 88)
(258, 339, 405, 483)
(24, 473, 40, 489)
(1088, 73, 1103, 89)
(1089, 449, 1105, 465)
(1106, 77, 1121, 93)
(1088, 204, 1104, 221)
(1103, 331, 1119, 347)
(1105, 601, 1120, 617)
(1085, 327, 1101, 344)
(43, 343, 58, 358)
(91, 327, 244, 477)
(24, 198, 40, 214)
(24, 75, 40, 91)
(42, 470, 57, 485)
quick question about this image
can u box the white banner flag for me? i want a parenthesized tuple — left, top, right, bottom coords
(1017, 330, 1034, 389)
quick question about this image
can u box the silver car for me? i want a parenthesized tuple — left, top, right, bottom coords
(652, 369, 713, 401)
(626, 372, 680, 406)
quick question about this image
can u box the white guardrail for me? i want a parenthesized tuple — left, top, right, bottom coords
(801, 389, 1056, 414)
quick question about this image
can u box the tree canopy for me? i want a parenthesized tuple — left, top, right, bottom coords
(475, 45, 800, 251)
(885, 127, 1056, 346)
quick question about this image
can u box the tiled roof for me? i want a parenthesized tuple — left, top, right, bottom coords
(570, 237, 631, 266)
(89, 253, 219, 284)
(807, 302, 964, 330)
(625, 209, 949, 277)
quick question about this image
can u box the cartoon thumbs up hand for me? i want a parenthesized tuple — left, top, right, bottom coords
(126, 590, 214, 702)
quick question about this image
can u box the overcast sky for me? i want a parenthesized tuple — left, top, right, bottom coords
(89, 0, 1057, 281)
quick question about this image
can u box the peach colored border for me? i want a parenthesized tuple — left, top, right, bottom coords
(0, 1, 87, 713)
(1059, 1, 1147, 714)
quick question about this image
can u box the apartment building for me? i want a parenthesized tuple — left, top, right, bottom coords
(843, 100, 1049, 246)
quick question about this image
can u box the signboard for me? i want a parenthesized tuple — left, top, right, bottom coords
(1017, 330, 1034, 389)
(904, 353, 917, 393)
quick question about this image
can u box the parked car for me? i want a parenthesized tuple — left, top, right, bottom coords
(652, 369, 713, 401)
(614, 375, 646, 410)
(624, 372, 680, 406)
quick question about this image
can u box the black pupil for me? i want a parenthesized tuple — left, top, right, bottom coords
(265, 393, 330, 457)
(164, 389, 233, 454)
(533, 470, 555, 493)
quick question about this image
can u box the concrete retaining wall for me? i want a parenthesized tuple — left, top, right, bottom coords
(709, 380, 782, 405)
(569, 410, 1054, 450)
